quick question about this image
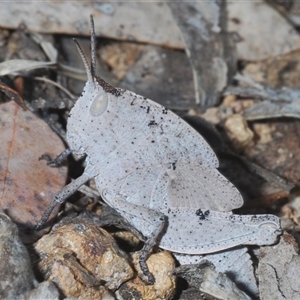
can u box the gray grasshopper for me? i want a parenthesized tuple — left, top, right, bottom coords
(37, 16, 281, 283)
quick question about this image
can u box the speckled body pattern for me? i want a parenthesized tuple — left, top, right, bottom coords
(39, 18, 281, 282)
(67, 78, 281, 253)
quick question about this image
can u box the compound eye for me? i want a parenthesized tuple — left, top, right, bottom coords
(90, 91, 108, 117)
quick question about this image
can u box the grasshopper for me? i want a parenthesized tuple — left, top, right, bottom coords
(37, 16, 281, 283)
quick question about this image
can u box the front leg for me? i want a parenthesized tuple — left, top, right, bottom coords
(39, 148, 72, 167)
(35, 170, 93, 230)
(102, 189, 167, 284)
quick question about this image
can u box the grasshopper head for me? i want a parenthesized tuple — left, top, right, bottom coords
(66, 16, 119, 158)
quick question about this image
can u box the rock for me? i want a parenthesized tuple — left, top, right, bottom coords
(174, 261, 251, 300)
(0, 213, 36, 300)
(26, 281, 60, 300)
(34, 222, 134, 298)
(116, 251, 176, 300)
(223, 114, 254, 150)
(257, 232, 300, 299)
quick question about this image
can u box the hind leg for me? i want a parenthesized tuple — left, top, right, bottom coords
(102, 189, 167, 284)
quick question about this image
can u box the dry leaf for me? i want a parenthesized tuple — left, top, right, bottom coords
(0, 82, 26, 110)
(227, 0, 300, 60)
(0, 2, 183, 49)
(0, 59, 55, 76)
(0, 101, 67, 239)
(119, 45, 194, 110)
(168, 1, 236, 109)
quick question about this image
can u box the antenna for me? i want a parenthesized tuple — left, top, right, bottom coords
(73, 38, 94, 84)
(90, 15, 97, 78)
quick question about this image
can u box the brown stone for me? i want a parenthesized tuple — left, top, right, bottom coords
(117, 251, 176, 300)
(34, 223, 134, 298)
